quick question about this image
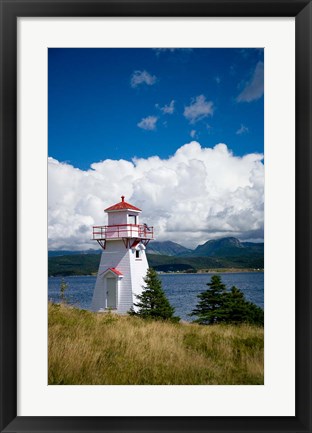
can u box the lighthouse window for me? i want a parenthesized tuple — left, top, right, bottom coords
(129, 215, 137, 225)
(135, 250, 140, 259)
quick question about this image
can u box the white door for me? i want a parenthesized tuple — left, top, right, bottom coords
(106, 277, 117, 309)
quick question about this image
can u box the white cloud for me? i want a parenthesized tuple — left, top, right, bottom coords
(190, 130, 197, 138)
(137, 116, 158, 131)
(184, 95, 214, 124)
(236, 124, 249, 135)
(237, 61, 264, 102)
(48, 142, 264, 250)
(157, 100, 175, 114)
(130, 70, 157, 88)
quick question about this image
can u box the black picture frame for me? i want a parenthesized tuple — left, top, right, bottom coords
(0, 1, 311, 432)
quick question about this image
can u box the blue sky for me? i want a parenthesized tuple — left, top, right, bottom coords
(48, 48, 264, 249)
(48, 48, 264, 170)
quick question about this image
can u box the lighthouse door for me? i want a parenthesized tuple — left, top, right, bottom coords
(106, 277, 117, 309)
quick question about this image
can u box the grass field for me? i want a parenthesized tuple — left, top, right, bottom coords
(48, 303, 264, 385)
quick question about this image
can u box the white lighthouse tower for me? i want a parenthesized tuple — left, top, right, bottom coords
(91, 196, 154, 313)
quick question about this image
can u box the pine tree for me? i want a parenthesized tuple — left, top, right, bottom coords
(244, 300, 264, 326)
(129, 268, 180, 322)
(190, 275, 228, 324)
(223, 286, 264, 325)
(190, 276, 264, 326)
(223, 286, 250, 324)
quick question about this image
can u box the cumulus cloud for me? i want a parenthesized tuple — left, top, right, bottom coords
(236, 61, 264, 102)
(236, 124, 249, 135)
(156, 100, 175, 114)
(130, 70, 157, 88)
(48, 141, 264, 250)
(184, 95, 214, 124)
(137, 116, 158, 131)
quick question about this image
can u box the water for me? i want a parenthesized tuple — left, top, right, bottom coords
(48, 272, 264, 322)
(161, 273, 263, 321)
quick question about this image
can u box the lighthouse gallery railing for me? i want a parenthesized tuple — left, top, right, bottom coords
(92, 224, 154, 240)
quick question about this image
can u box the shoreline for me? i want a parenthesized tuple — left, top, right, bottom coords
(49, 268, 264, 278)
(158, 268, 264, 275)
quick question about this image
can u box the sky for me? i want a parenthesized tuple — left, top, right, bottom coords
(48, 48, 264, 250)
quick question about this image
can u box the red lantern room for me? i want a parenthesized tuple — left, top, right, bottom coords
(92, 196, 154, 250)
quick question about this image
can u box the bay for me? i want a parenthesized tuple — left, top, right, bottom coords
(48, 272, 264, 322)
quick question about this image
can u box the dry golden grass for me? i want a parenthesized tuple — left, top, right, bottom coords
(48, 303, 264, 385)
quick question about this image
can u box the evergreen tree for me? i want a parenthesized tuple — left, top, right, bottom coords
(223, 286, 264, 326)
(190, 276, 264, 326)
(244, 300, 264, 326)
(223, 286, 250, 324)
(129, 268, 180, 322)
(190, 275, 228, 324)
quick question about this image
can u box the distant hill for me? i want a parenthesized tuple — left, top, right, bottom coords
(147, 253, 263, 273)
(48, 237, 264, 276)
(48, 254, 101, 276)
(48, 237, 263, 259)
(146, 241, 192, 256)
(48, 252, 263, 277)
(190, 237, 264, 258)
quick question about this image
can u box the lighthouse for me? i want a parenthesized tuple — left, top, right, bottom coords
(91, 196, 154, 313)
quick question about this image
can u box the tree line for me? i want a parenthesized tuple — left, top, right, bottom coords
(129, 268, 264, 326)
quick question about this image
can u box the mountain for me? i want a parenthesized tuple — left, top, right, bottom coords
(146, 253, 263, 272)
(146, 241, 192, 256)
(191, 237, 264, 257)
(48, 254, 101, 276)
(48, 237, 264, 276)
(241, 242, 264, 254)
(145, 237, 263, 258)
(48, 251, 264, 277)
(48, 238, 263, 259)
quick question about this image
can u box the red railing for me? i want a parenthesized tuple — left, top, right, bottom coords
(93, 224, 154, 240)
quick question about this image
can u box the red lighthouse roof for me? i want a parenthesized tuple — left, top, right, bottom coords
(108, 267, 123, 276)
(104, 196, 141, 212)
(101, 267, 123, 276)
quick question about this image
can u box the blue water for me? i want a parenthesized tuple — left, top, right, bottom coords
(48, 272, 264, 322)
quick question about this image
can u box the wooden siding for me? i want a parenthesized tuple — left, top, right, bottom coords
(91, 240, 149, 314)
